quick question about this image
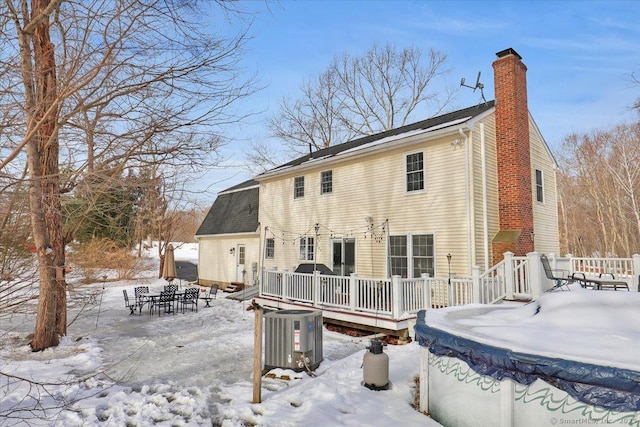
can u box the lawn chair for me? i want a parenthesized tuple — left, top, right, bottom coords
(571, 272, 629, 291)
(202, 284, 218, 307)
(540, 254, 575, 291)
(134, 286, 150, 313)
(122, 290, 138, 315)
(179, 288, 199, 313)
(152, 290, 176, 316)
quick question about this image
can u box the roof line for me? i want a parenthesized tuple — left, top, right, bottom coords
(256, 101, 495, 179)
(257, 101, 496, 179)
(219, 183, 260, 196)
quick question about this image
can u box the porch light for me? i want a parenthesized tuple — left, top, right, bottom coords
(229, 247, 235, 255)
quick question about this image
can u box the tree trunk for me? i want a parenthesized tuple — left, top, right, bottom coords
(22, 0, 65, 350)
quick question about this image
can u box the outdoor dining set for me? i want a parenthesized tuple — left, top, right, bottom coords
(122, 283, 218, 316)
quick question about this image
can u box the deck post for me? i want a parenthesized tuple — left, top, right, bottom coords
(503, 251, 514, 300)
(633, 254, 640, 292)
(282, 270, 289, 300)
(312, 270, 320, 306)
(421, 273, 431, 309)
(528, 252, 543, 298)
(472, 266, 481, 303)
(391, 275, 402, 319)
(349, 273, 357, 312)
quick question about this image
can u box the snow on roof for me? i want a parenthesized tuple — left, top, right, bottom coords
(319, 116, 472, 157)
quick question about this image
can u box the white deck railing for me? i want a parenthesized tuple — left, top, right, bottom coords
(259, 253, 640, 322)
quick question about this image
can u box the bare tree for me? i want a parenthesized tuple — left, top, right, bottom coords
(0, 0, 257, 350)
(632, 69, 640, 112)
(266, 43, 455, 157)
(558, 122, 640, 257)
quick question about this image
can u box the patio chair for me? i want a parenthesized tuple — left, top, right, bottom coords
(134, 286, 150, 313)
(152, 290, 176, 316)
(164, 284, 178, 293)
(122, 290, 138, 315)
(202, 284, 218, 307)
(179, 288, 199, 313)
(540, 254, 576, 291)
(567, 272, 595, 289)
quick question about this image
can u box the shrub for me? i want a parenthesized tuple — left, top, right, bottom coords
(67, 239, 142, 283)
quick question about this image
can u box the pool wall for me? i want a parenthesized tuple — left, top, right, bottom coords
(415, 310, 640, 427)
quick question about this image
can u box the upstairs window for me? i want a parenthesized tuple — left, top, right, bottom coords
(299, 237, 314, 261)
(294, 176, 305, 199)
(406, 152, 424, 192)
(535, 169, 544, 203)
(265, 238, 275, 259)
(321, 170, 333, 194)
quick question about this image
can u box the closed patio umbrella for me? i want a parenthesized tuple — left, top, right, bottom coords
(162, 244, 177, 282)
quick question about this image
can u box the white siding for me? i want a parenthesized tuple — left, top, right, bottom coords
(197, 234, 260, 287)
(259, 132, 473, 279)
(529, 116, 560, 255)
(253, 112, 559, 279)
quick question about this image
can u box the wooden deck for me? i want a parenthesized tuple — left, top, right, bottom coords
(255, 294, 415, 336)
(257, 253, 640, 336)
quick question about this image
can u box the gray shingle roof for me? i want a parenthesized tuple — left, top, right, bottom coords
(196, 182, 259, 236)
(260, 101, 495, 176)
(197, 103, 495, 236)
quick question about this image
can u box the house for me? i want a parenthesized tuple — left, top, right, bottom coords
(195, 179, 260, 290)
(196, 48, 560, 298)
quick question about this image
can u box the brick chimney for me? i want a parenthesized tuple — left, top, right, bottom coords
(491, 48, 534, 264)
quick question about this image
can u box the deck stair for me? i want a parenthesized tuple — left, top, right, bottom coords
(224, 282, 244, 293)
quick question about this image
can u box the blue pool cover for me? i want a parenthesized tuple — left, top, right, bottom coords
(414, 310, 640, 412)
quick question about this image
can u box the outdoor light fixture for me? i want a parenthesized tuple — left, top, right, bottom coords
(229, 247, 235, 255)
(446, 253, 452, 285)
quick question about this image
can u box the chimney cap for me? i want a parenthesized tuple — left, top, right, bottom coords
(496, 48, 522, 60)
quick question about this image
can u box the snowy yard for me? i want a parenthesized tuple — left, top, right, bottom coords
(0, 245, 438, 426)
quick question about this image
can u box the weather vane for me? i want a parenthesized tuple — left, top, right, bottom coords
(460, 71, 487, 104)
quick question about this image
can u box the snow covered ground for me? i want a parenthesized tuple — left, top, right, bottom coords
(0, 244, 439, 426)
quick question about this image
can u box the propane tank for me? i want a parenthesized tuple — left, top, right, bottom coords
(363, 339, 389, 390)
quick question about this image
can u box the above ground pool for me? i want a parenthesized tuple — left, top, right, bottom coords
(414, 288, 640, 426)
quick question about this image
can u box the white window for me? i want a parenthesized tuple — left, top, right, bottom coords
(294, 176, 304, 199)
(299, 237, 314, 261)
(321, 170, 332, 194)
(389, 234, 434, 278)
(406, 152, 424, 192)
(265, 238, 275, 259)
(411, 235, 434, 278)
(535, 169, 544, 203)
(389, 236, 408, 277)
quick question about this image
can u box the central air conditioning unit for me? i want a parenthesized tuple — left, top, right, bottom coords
(264, 309, 323, 372)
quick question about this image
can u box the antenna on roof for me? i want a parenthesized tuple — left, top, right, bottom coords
(460, 71, 487, 105)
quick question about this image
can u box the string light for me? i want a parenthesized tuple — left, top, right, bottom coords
(264, 220, 388, 243)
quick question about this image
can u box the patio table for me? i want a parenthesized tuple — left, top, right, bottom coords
(140, 291, 185, 314)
